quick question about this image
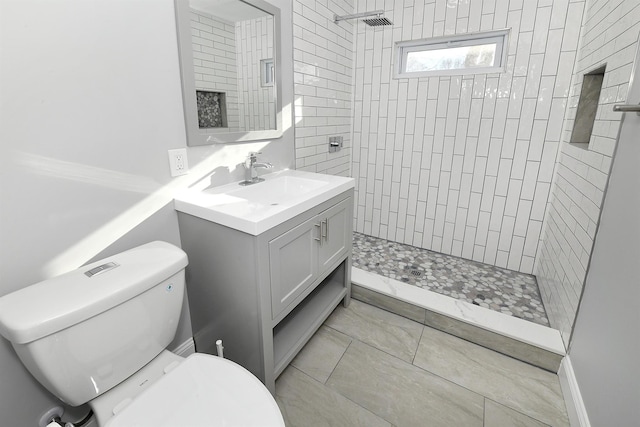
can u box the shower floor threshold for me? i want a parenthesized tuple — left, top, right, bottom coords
(351, 267, 565, 372)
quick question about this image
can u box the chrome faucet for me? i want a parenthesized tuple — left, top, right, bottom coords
(240, 152, 273, 185)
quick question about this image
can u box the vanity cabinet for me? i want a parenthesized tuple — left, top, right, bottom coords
(269, 198, 350, 320)
(177, 190, 353, 393)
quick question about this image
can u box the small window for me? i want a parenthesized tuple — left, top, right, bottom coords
(395, 30, 509, 78)
(261, 59, 274, 87)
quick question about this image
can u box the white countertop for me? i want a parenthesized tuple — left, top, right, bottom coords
(174, 169, 355, 235)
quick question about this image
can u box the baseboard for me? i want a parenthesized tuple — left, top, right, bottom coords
(558, 356, 591, 427)
(171, 337, 196, 357)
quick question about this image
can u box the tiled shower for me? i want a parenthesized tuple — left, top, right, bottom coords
(349, 0, 582, 277)
(191, 9, 275, 132)
(292, 0, 639, 346)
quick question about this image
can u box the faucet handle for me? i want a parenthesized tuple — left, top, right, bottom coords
(246, 151, 261, 163)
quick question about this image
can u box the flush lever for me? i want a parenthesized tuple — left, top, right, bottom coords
(85, 262, 119, 278)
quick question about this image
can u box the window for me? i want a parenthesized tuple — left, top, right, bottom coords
(261, 58, 275, 87)
(395, 30, 509, 78)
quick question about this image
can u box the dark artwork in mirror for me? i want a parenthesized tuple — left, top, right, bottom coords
(196, 90, 227, 128)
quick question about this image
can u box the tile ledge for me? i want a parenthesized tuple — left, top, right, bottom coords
(351, 267, 566, 356)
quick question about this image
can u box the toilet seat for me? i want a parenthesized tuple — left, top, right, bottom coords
(105, 353, 284, 427)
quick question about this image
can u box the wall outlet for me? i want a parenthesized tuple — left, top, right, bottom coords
(168, 148, 189, 177)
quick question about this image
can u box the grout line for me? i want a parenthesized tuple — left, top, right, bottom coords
(282, 362, 396, 426)
(484, 397, 554, 427)
(483, 396, 487, 427)
(317, 334, 401, 426)
(411, 322, 425, 366)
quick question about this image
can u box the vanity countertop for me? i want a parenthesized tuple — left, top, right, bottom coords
(174, 169, 354, 235)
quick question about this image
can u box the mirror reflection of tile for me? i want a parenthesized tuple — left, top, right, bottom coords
(196, 90, 227, 128)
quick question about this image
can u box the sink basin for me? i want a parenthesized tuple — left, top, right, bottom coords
(174, 170, 354, 235)
(222, 175, 328, 206)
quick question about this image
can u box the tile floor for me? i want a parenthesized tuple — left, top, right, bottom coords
(352, 233, 549, 327)
(276, 300, 569, 427)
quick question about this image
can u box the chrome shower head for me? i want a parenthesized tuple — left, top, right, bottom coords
(334, 10, 393, 27)
(362, 16, 393, 26)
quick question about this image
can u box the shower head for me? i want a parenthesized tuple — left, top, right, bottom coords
(362, 16, 393, 26)
(334, 10, 393, 27)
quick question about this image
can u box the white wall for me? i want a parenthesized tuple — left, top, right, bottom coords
(0, 0, 294, 425)
(567, 44, 640, 423)
(293, 0, 354, 176)
(0, 1, 188, 424)
(536, 0, 640, 345)
(350, 0, 583, 274)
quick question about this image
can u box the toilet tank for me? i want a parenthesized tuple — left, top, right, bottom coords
(0, 241, 188, 406)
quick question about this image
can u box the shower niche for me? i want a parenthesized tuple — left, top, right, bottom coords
(570, 65, 606, 148)
(196, 90, 228, 129)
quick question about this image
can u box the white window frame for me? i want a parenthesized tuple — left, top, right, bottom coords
(394, 29, 510, 78)
(261, 58, 275, 87)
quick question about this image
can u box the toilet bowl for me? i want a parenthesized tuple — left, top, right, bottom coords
(0, 241, 284, 426)
(100, 352, 283, 427)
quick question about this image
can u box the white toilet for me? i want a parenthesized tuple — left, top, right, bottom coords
(0, 241, 284, 426)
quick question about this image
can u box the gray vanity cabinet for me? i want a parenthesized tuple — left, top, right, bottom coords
(269, 216, 319, 320)
(319, 198, 351, 272)
(269, 197, 350, 320)
(177, 190, 353, 393)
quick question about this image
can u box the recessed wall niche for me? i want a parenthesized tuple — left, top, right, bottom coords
(570, 66, 606, 147)
(196, 90, 228, 129)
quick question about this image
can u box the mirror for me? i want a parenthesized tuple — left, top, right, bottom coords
(175, 0, 282, 145)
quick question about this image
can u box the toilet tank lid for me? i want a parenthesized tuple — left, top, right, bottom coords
(0, 241, 188, 345)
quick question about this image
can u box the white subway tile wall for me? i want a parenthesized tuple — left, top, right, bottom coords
(536, 0, 640, 345)
(293, 0, 354, 176)
(235, 16, 275, 131)
(191, 10, 241, 131)
(191, 11, 274, 133)
(348, 0, 584, 276)
(292, 0, 640, 345)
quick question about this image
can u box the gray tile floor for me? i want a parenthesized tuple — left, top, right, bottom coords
(276, 300, 569, 427)
(352, 233, 550, 327)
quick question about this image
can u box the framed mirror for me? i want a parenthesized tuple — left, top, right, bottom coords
(174, 0, 282, 145)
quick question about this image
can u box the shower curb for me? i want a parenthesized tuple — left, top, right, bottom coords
(351, 267, 565, 373)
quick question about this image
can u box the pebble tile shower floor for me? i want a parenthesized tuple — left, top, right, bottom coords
(352, 232, 550, 327)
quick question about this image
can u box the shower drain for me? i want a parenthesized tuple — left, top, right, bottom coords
(402, 266, 423, 277)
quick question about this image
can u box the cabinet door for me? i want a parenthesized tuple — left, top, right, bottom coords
(318, 198, 351, 273)
(269, 216, 319, 318)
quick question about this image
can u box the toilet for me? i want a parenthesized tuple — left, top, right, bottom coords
(0, 241, 284, 426)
